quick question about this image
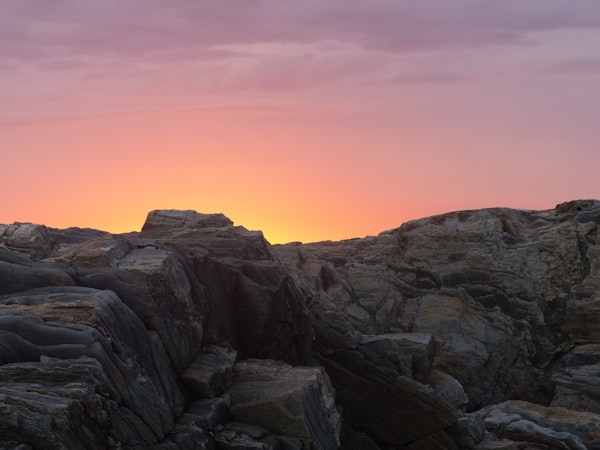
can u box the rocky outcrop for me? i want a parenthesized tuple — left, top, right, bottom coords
(0, 211, 315, 449)
(471, 400, 600, 449)
(275, 199, 600, 448)
(226, 359, 341, 450)
(3, 200, 600, 449)
(0, 286, 185, 448)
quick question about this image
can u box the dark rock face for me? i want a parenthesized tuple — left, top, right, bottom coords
(0, 286, 184, 448)
(3, 201, 600, 449)
(0, 212, 314, 449)
(226, 359, 340, 450)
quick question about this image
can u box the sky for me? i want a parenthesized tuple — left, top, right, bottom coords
(2, 1, 600, 244)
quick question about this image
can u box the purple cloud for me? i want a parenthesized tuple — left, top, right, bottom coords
(2, 0, 600, 64)
(2, 0, 600, 123)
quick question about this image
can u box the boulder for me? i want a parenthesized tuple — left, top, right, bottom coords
(472, 400, 600, 450)
(182, 345, 237, 398)
(226, 359, 341, 450)
(0, 223, 55, 259)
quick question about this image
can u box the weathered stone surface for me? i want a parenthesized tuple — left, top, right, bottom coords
(0, 286, 185, 448)
(472, 400, 600, 450)
(0, 210, 313, 448)
(551, 343, 600, 412)
(226, 359, 341, 450)
(182, 345, 237, 398)
(0, 247, 75, 295)
(275, 199, 600, 447)
(4, 201, 600, 448)
(142, 209, 233, 232)
(311, 313, 457, 447)
(1, 210, 313, 380)
(214, 422, 304, 450)
(155, 398, 228, 449)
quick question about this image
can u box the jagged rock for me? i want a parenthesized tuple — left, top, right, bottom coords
(311, 316, 458, 447)
(472, 400, 600, 449)
(215, 422, 303, 450)
(359, 332, 435, 381)
(156, 398, 229, 449)
(0, 247, 74, 295)
(182, 345, 237, 398)
(41, 210, 313, 374)
(275, 199, 600, 447)
(339, 422, 382, 450)
(0, 286, 185, 448)
(426, 370, 469, 412)
(4, 201, 600, 448)
(551, 343, 600, 412)
(226, 359, 341, 450)
(0, 211, 312, 448)
(0, 223, 54, 259)
(215, 430, 270, 449)
(142, 210, 233, 232)
(260, 435, 302, 450)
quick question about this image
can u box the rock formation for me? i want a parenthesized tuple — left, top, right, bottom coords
(2, 200, 600, 449)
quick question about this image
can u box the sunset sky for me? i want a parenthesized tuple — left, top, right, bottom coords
(2, 1, 600, 244)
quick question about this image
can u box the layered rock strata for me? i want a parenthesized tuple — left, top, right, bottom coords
(2, 200, 600, 449)
(0, 211, 317, 449)
(275, 199, 600, 449)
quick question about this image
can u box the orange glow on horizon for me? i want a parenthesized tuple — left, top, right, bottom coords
(2, 5, 600, 243)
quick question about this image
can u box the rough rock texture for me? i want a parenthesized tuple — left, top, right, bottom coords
(226, 359, 341, 450)
(0, 211, 313, 449)
(471, 400, 600, 449)
(181, 345, 237, 398)
(3, 200, 600, 449)
(275, 199, 600, 448)
(0, 286, 185, 448)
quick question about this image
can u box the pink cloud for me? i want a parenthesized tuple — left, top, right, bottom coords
(2, 1, 600, 125)
(542, 58, 600, 75)
(3, 1, 600, 66)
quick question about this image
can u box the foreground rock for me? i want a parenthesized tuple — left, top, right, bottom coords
(0, 286, 184, 448)
(226, 359, 341, 450)
(471, 400, 600, 449)
(3, 200, 600, 448)
(0, 211, 313, 448)
(275, 199, 600, 448)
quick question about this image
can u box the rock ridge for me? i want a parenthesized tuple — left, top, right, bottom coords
(1, 201, 600, 449)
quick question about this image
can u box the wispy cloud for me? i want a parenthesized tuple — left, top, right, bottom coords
(2, 0, 600, 120)
(3, 1, 600, 64)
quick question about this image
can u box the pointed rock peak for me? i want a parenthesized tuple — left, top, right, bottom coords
(141, 210, 234, 232)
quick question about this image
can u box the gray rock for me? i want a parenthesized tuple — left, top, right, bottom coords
(4, 201, 600, 448)
(0, 247, 74, 295)
(0, 223, 55, 259)
(551, 343, 600, 412)
(473, 400, 600, 450)
(142, 209, 233, 232)
(182, 345, 237, 398)
(226, 359, 341, 450)
(215, 430, 271, 450)
(274, 199, 600, 446)
(426, 370, 469, 413)
(0, 286, 185, 448)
